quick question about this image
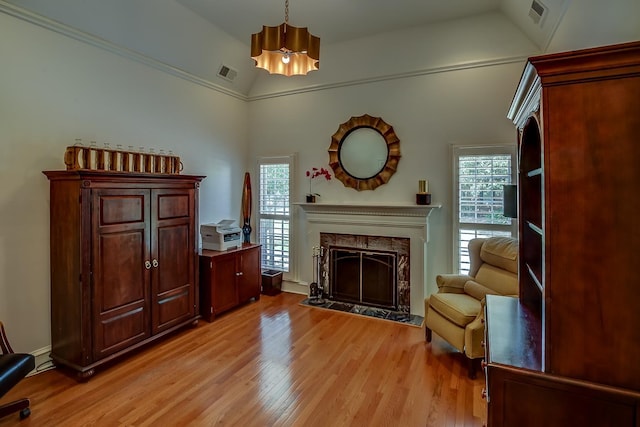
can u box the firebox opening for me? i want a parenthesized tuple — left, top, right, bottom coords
(329, 246, 397, 310)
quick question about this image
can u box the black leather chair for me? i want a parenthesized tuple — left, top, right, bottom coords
(0, 322, 35, 420)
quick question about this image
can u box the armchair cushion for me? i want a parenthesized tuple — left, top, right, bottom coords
(428, 293, 481, 328)
(435, 274, 471, 294)
(480, 236, 518, 273)
(463, 280, 499, 301)
(475, 264, 518, 295)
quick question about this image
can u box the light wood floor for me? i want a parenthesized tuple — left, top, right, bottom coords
(0, 292, 487, 426)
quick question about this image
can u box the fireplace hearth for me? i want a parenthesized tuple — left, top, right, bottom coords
(300, 297, 424, 327)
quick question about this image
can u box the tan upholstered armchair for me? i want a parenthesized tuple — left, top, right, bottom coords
(425, 236, 518, 378)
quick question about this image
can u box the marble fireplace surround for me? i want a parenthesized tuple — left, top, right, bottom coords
(320, 233, 409, 312)
(296, 203, 441, 316)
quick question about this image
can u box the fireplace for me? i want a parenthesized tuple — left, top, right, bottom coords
(296, 202, 440, 316)
(330, 247, 397, 310)
(320, 233, 410, 313)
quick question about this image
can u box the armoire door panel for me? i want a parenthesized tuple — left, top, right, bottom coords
(99, 194, 146, 225)
(92, 188, 151, 360)
(157, 193, 190, 219)
(97, 231, 147, 310)
(96, 305, 147, 358)
(155, 285, 192, 329)
(155, 224, 190, 293)
(151, 188, 195, 333)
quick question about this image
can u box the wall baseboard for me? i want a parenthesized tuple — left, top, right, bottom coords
(28, 345, 55, 377)
(282, 280, 308, 296)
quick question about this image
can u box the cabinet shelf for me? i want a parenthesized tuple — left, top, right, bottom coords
(486, 295, 542, 372)
(526, 263, 543, 292)
(527, 168, 542, 177)
(527, 221, 543, 236)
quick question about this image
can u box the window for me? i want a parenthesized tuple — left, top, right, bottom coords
(453, 145, 516, 274)
(257, 156, 293, 273)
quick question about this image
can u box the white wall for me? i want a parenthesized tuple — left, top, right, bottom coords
(246, 12, 538, 298)
(249, 12, 539, 98)
(500, 0, 571, 50)
(247, 12, 536, 296)
(0, 12, 248, 353)
(248, 60, 525, 291)
(4, 0, 258, 95)
(546, 0, 640, 53)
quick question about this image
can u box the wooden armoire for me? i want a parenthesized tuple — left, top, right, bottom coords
(43, 170, 204, 379)
(484, 42, 640, 426)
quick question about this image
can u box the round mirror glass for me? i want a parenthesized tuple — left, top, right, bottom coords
(339, 128, 389, 179)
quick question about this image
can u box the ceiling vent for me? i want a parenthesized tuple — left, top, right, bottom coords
(217, 64, 238, 82)
(529, 0, 547, 26)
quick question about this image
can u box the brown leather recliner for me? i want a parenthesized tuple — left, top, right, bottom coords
(425, 236, 518, 378)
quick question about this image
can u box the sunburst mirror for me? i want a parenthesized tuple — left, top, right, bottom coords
(328, 114, 401, 191)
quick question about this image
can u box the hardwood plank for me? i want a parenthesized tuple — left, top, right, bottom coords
(0, 293, 486, 426)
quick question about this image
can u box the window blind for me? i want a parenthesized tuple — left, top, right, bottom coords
(453, 148, 516, 275)
(258, 162, 290, 271)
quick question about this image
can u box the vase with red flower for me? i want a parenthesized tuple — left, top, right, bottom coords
(306, 167, 331, 203)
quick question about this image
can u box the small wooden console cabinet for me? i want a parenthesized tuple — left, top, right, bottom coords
(199, 244, 261, 322)
(484, 42, 640, 426)
(43, 170, 204, 379)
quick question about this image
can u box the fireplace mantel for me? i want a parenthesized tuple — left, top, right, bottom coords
(296, 202, 441, 316)
(294, 202, 441, 218)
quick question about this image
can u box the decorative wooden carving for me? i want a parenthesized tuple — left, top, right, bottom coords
(64, 145, 182, 174)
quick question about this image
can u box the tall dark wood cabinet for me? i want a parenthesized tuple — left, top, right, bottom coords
(485, 42, 640, 426)
(43, 170, 204, 379)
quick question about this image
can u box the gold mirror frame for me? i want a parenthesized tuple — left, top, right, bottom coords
(328, 114, 401, 191)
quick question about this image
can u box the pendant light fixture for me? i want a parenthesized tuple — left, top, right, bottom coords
(250, 0, 320, 76)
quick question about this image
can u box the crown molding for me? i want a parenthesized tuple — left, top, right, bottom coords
(0, 1, 248, 101)
(247, 55, 530, 101)
(507, 61, 541, 129)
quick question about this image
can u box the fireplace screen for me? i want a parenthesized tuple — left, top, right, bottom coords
(329, 247, 397, 310)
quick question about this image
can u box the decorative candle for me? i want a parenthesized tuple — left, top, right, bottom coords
(419, 179, 429, 194)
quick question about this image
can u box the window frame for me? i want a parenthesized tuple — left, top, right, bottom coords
(256, 155, 296, 281)
(452, 144, 517, 274)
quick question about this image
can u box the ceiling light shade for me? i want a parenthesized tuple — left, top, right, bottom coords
(251, 1, 320, 76)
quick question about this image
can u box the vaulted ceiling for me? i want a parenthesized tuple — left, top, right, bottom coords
(4, 0, 637, 98)
(176, 0, 505, 45)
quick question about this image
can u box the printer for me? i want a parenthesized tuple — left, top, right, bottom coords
(200, 219, 242, 251)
